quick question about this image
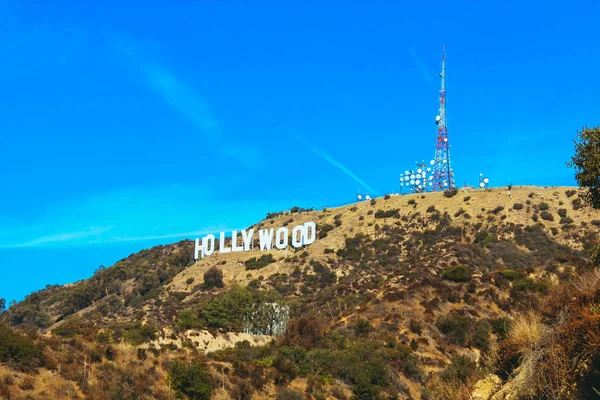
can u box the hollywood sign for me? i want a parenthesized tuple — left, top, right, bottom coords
(194, 221, 317, 259)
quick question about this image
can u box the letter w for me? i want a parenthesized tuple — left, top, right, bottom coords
(259, 229, 274, 251)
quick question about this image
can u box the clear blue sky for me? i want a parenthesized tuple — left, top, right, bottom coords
(1, 1, 598, 302)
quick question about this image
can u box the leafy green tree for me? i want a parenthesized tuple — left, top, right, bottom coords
(0, 298, 5, 314)
(568, 125, 600, 208)
(168, 360, 213, 400)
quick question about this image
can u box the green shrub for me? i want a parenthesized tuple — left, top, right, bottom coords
(318, 224, 334, 239)
(441, 355, 480, 383)
(557, 208, 567, 217)
(463, 196, 471, 202)
(441, 265, 472, 282)
(204, 267, 224, 288)
(178, 309, 202, 329)
(490, 206, 505, 215)
(539, 202, 549, 210)
(186, 277, 195, 285)
(560, 216, 573, 224)
(540, 211, 554, 221)
(407, 199, 416, 205)
(374, 209, 400, 219)
(168, 360, 213, 400)
(352, 319, 373, 337)
(436, 312, 471, 346)
(500, 269, 522, 281)
(565, 189, 576, 197)
(0, 323, 46, 371)
(444, 189, 458, 198)
(123, 323, 158, 345)
(513, 203, 524, 210)
(490, 317, 511, 340)
(245, 254, 276, 270)
(427, 205, 436, 213)
(472, 320, 490, 349)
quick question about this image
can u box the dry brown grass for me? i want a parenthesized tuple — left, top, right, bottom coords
(425, 376, 471, 400)
(507, 311, 546, 356)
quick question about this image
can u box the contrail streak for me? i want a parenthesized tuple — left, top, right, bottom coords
(263, 114, 379, 196)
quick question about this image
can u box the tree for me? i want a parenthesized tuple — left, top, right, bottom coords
(168, 360, 213, 400)
(0, 298, 5, 314)
(568, 125, 600, 208)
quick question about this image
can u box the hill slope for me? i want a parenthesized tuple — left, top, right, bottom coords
(1, 186, 600, 400)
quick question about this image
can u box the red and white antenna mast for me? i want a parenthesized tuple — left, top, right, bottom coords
(430, 44, 455, 191)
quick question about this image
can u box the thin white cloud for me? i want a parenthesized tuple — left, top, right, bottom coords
(308, 143, 379, 196)
(2, 226, 114, 248)
(87, 228, 234, 244)
(409, 48, 434, 88)
(113, 36, 259, 168)
(142, 63, 221, 138)
(263, 114, 379, 196)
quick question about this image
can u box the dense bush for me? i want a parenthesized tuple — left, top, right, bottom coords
(560, 216, 574, 225)
(245, 254, 276, 270)
(441, 265, 472, 282)
(168, 360, 213, 400)
(557, 208, 567, 217)
(204, 267, 224, 288)
(513, 203, 524, 210)
(0, 323, 46, 371)
(490, 206, 505, 215)
(318, 224, 334, 239)
(436, 311, 471, 346)
(540, 211, 554, 221)
(374, 209, 400, 219)
(444, 189, 458, 198)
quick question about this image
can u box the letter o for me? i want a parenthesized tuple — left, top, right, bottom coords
(203, 234, 215, 256)
(275, 227, 289, 250)
(291, 225, 305, 248)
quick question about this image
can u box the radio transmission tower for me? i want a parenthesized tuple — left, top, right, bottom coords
(430, 44, 455, 191)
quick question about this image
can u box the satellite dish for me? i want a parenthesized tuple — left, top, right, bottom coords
(435, 115, 441, 122)
(444, 138, 448, 142)
(484, 178, 489, 184)
(417, 168, 422, 174)
(365, 195, 371, 200)
(357, 195, 362, 200)
(427, 167, 431, 172)
(410, 180, 415, 185)
(443, 159, 447, 164)
(444, 182, 448, 187)
(430, 160, 435, 165)
(480, 182, 485, 188)
(416, 179, 421, 185)
(405, 170, 409, 175)
(410, 174, 415, 180)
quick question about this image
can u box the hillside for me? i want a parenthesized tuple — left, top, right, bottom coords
(1, 185, 600, 400)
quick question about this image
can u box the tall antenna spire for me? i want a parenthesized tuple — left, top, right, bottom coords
(430, 43, 454, 191)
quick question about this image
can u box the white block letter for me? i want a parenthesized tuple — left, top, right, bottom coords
(292, 225, 305, 248)
(259, 228, 274, 250)
(231, 231, 244, 252)
(219, 232, 231, 253)
(194, 238, 204, 259)
(275, 227, 289, 250)
(203, 234, 215, 256)
(242, 229, 254, 251)
(303, 221, 316, 245)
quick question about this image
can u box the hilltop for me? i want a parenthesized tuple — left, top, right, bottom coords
(1, 185, 600, 400)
